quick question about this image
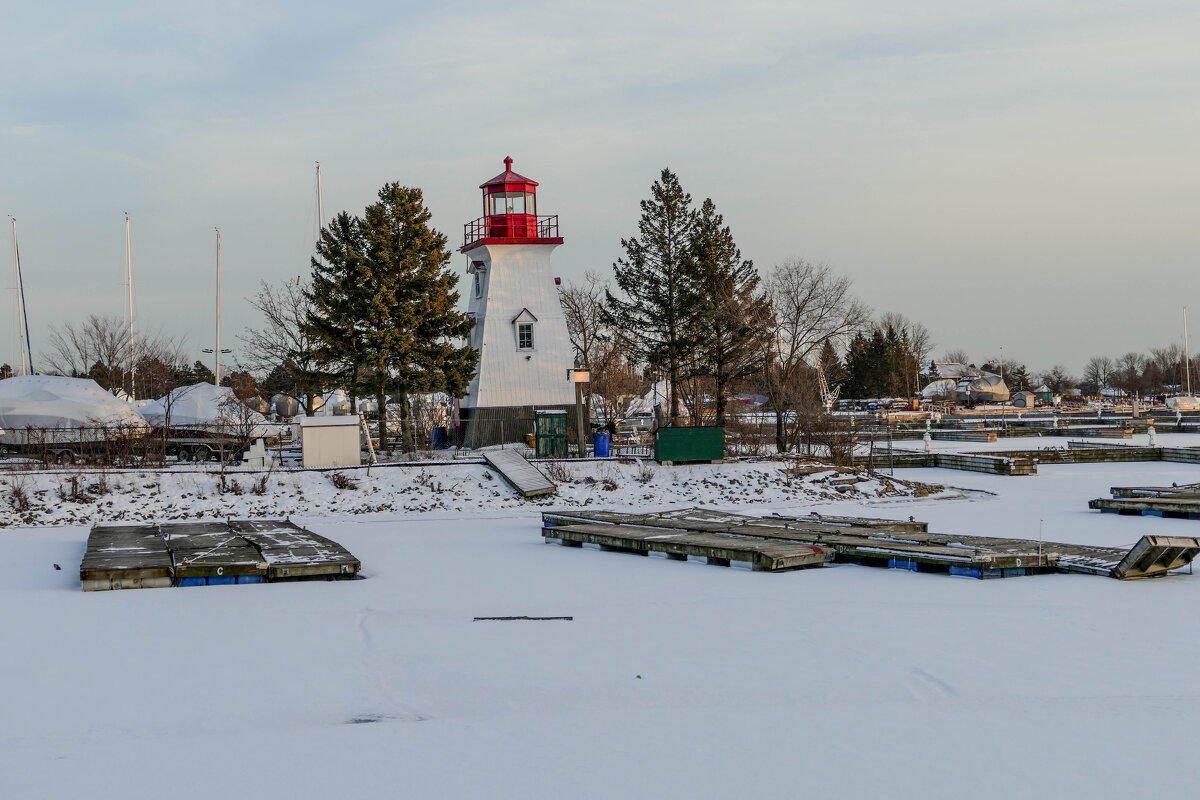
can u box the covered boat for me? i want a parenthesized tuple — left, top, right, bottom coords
(0, 375, 150, 446)
(959, 373, 1011, 404)
(139, 382, 278, 438)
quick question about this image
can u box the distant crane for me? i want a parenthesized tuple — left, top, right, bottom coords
(815, 359, 840, 413)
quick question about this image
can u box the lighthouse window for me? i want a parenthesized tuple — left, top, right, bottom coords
(473, 271, 482, 298)
(518, 323, 534, 350)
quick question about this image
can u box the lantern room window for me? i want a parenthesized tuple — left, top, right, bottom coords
(487, 192, 535, 215)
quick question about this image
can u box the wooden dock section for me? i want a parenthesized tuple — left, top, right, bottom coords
(81, 520, 361, 591)
(162, 521, 268, 586)
(230, 520, 361, 579)
(1089, 482, 1200, 520)
(546, 521, 830, 571)
(542, 508, 1198, 580)
(484, 449, 556, 499)
(80, 524, 173, 592)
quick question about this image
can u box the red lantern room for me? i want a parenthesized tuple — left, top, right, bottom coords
(462, 156, 563, 253)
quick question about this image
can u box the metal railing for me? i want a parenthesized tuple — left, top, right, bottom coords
(463, 214, 560, 247)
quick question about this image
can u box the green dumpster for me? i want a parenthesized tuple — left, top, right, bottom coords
(534, 410, 569, 458)
(654, 425, 725, 464)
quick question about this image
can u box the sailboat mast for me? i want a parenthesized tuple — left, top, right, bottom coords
(1185, 307, 1192, 397)
(316, 161, 325, 230)
(214, 228, 222, 386)
(11, 217, 31, 376)
(125, 213, 136, 399)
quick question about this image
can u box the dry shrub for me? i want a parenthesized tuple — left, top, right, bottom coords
(329, 472, 358, 490)
(545, 460, 574, 483)
(5, 475, 32, 512)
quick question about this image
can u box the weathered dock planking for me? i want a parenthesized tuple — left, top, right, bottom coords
(230, 519, 361, 579)
(80, 524, 173, 592)
(484, 449, 556, 499)
(80, 520, 361, 591)
(542, 508, 1200, 580)
(1089, 482, 1200, 519)
(547, 521, 830, 571)
(163, 521, 268, 586)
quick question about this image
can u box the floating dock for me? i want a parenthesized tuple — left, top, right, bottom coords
(1090, 483, 1200, 519)
(542, 508, 1200, 580)
(80, 520, 361, 591)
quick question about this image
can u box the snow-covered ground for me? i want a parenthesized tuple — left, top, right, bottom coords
(4, 456, 1200, 798)
(0, 459, 936, 527)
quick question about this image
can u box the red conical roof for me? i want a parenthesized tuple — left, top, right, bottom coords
(480, 156, 539, 189)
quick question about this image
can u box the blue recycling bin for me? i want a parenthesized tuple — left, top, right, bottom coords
(431, 426, 447, 450)
(593, 432, 610, 458)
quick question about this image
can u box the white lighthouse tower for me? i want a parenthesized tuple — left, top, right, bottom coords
(458, 157, 574, 445)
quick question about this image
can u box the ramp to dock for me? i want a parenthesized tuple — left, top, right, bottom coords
(484, 449, 556, 498)
(81, 520, 361, 591)
(542, 508, 1199, 580)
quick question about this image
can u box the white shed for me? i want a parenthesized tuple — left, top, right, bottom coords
(299, 415, 362, 468)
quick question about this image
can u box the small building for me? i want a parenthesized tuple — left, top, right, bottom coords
(457, 157, 575, 447)
(299, 415, 361, 468)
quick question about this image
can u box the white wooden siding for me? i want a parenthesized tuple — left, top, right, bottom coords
(462, 243, 575, 409)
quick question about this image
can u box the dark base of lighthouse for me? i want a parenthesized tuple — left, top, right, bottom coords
(457, 405, 578, 450)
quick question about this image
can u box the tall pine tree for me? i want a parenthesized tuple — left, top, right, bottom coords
(305, 183, 477, 453)
(689, 198, 769, 424)
(604, 169, 700, 424)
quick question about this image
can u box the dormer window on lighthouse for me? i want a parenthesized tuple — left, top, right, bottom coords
(462, 156, 564, 252)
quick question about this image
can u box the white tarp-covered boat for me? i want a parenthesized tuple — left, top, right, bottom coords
(1166, 395, 1200, 412)
(139, 382, 277, 438)
(920, 378, 958, 401)
(958, 372, 1011, 404)
(0, 375, 150, 445)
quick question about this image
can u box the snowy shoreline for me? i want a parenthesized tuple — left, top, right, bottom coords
(0, 458, 944, 528)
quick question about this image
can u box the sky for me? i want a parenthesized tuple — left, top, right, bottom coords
(3, 0, 1199, 380)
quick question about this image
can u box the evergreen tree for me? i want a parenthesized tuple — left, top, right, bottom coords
(305, 183, 477, 453)
(306, 211, 371, 395)
(189, 360, 216, 385)
(689, 198, 769, 424)
(604, 169, 700, 424)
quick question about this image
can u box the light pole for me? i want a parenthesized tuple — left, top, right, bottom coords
(570, 369, 591, 457)
(209, 228, 227, 383)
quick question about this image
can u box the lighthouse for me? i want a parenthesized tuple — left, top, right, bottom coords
(458, 157, 575, 446)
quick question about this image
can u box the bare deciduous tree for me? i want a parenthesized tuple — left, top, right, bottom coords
(45, 314, 186, 399)
(240, 278, 321, 414)
(560, 271, 649, 424)
(760, 258, 869, 452)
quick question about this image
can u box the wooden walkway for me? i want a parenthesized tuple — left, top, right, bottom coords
(542, 508, 1200, 580)
(484, 449, 556, 498)
(80, 520, 361, 591)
